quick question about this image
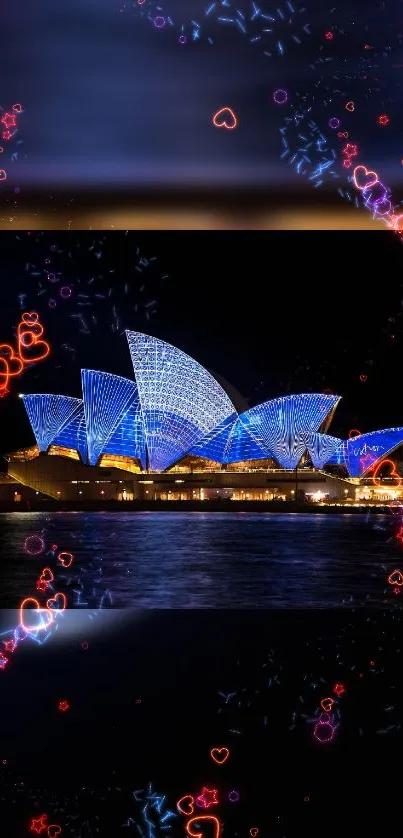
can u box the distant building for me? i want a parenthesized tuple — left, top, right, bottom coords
(5, 331, 403, 505)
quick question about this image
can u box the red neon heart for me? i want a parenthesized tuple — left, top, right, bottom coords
(39, 568, 54, 583)
(353, 165, 378, 191)
(320, 697, 335, 713)
(250, 830, 259, 838)
(0, 357, 10, 397)
(19, 597, 54, 633)
(46, 592, 67, 612)
(57, 551, 74, 568)
(177, 795, 195, 816)
(371, 458, 401, 488)
(212, 108, 237, 130)
(17, 313, 50, 365)
(21, 311, 40, 326)
(0, 344, 23, 376)
(210, 747, 230, 765)
(186, 815, 220, 838)
(387, 569, 403, 587)
(18, 331, 50, 364)
(47, 825, 62, 838)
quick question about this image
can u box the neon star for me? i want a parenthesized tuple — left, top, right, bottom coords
(196, 787, 219, 808)
(29, 814, 48, 833)
(1, 112, 17, 130)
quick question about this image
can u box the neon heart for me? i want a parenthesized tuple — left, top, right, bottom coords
(20, 321, 44, 340)
(47, 825, 62, 838)
(177, 795, 195, 816)
(210, 747, 230, 765)
(186, 815, 220, 838)
(212, 107, 237, 130)
(57, 551, 74, 568)
(17, 312, 50, 365)
(40, 568, 54, 583)
(387, 569, 403, 587)
(0, 357, 10, 397)
(250, 830, 259, 838)
(19, 597, 54, 633)
(46, 592, 67, 612)
(352, 165, 378, 191)
(320, 697, 334, 713)
(371, 458, 401, 488)
(18, 331, 50, 364)
(21, 311, 40, 326)
(0, 344, 23, 376)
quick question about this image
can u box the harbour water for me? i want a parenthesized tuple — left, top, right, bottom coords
(0, 510, 398, 608)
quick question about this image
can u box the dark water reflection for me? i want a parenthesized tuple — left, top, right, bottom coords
(0, 511, 398, 608)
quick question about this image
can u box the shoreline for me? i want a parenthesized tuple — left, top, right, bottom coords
(0, 499, 390, 514)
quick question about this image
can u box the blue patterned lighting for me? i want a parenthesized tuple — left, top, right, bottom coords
(22, 394, 83, 453)
(190, 414, 269, 464)
(303, 432, 342, 469)
(126, 331, 237, 471)
(344, 428, 403, 477)
(325, 440, 348, 467)
(81, 370, 146, 467)
(238, 394, 341, 469)
(51, 401, 88, 462)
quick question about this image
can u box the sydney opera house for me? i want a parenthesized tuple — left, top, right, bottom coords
(3, 331, 403, 505)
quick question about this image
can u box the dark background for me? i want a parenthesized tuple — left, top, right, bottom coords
(1, 0, 403, 194)
(0, 609, 401, 836)
(0, 230, 402, 456)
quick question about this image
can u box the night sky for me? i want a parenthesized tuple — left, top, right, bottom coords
(2, 0, 403, 191)
(0, 230, 402, 457)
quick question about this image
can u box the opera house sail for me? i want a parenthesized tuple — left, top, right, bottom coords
(6, 331, 403, 503)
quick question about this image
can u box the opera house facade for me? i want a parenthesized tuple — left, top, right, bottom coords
(4, 331, 403, 505)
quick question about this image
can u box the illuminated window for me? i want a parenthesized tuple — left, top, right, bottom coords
(47, 445, 80, 461)
(98, 454, 142, 473)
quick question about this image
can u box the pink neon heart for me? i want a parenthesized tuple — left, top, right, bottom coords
(19, 597, 54, 633)
(353, 165, 378, 191)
